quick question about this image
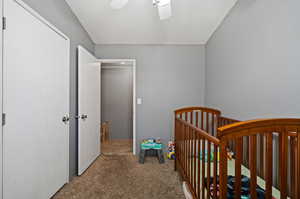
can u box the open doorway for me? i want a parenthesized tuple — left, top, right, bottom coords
(99, 59, 136, 155)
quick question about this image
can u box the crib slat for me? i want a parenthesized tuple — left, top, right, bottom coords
(178, 122, 181, 168)
(244, 136, 250, 168)
(201, 111, 204, 130)
(235, 138, 243, 199)
(190, 111, 193, 125)
(187, 125, 190, 179)
(265, 133, 273, 199)
(181, 124, 186, 173)
(279, 131, 288, 199)
(297, 130, 300, 199)
(207, 141, 211, 199)
(201, 139, 206, 199)
(192, 130, 194, 187)
(219, 142, 228, 199)
(249, 135, 257, 199)
(193, 131, 197, 192)
(185, 124, 187, 177)
(188, 127, 191, 184)
(213, 144, 218, 199)
(190, 129, 193, 185)
(259, 134, 265, 178)
(190, 129, 193, 186)
(290, 136, 297, 199)
(175, 120, 178, 171)
(212, 115, 215, 136)
(191, 130, 194, 186)
(206, 112, 209, 134)
(197, 134, 201, 198)
(181, 123, 183, 169)
(196, 112, 199, 128)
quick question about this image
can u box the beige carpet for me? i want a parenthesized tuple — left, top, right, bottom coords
(101, 139, 133, 155)
(53, 145, 184, 199)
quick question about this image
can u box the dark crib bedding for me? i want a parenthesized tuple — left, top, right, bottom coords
(205, 175, 276, 199)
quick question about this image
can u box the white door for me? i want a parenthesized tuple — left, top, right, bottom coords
(78, 46, 101, 175)
(3, 0, 70, 199)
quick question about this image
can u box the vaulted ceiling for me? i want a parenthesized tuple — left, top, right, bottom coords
(65, 0, 237, 45)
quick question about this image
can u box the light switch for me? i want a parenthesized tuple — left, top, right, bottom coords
(137, 98, 142, 105)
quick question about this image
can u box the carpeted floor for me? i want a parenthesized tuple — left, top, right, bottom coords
(53, 141, 185, 199)
(101, 139, 133, 155)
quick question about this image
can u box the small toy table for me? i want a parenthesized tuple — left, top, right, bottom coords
(139, 142, 165, 164)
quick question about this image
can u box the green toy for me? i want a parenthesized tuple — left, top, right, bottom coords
(199, 150, 220, 162)
(141, 138, 163, 150)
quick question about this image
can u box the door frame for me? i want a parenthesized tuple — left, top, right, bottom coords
(98, 59, 137, 155)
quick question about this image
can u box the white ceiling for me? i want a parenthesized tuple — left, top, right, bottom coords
(65, 0, 237, 45)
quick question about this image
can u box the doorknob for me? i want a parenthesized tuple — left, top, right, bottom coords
(62, 115, 70, 124)
(81, 114, 88, 120)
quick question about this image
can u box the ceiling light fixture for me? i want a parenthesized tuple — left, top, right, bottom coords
(110, 0, 172, 20)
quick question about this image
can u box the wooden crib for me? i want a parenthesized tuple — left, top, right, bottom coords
(174, 107, 300, 199)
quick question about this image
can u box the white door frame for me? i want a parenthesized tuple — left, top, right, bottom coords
(98, 59, 137, 155)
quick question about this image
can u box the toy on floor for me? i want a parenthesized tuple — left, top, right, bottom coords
(139, 138, 165, 164)
(199, 149, 233, 162)
(167, 141, 175, 160)
(141, 138, 162, 150)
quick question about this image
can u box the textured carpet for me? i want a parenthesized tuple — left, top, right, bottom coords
(53, 155, 184, 199)
(102, 139, 133, 155)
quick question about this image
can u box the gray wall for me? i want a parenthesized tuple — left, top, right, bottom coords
(205, 0, 300, 120)
(96, 45, 206, 151)
(22, 0, 94, 178)
(101, 68, 133, 140)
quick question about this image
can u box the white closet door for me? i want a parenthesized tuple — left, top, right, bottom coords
(78, 46, 101, 175)
(3, 0, 70, 199)
(0, 0, 3, 198)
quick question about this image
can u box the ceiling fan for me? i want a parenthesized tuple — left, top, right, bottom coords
(110, 0, 172, 20)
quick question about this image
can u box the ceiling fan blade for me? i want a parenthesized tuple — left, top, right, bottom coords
(158, 1, 172, 20)
(110, 0, 128, 10)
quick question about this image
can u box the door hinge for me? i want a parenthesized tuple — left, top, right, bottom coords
(2, 113, 6, 126)
(2, 17, 6, 30)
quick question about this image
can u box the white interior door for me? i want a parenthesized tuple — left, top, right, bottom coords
(78, 46, 101, 175)
(3, 0, 70, 199)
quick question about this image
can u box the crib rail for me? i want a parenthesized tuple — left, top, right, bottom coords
(218, 119, 300, 199)
(174, 107, 300, 199)
(175, 107, 221, 198)
(218, 116, 240, 128)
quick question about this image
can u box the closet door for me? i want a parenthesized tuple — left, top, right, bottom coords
(78, 46, 101, 175)
(3, 0, 70, 199)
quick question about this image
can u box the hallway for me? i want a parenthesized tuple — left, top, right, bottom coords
(101, 139, 133, 155)
(53, 151, 184, 199)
